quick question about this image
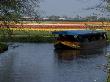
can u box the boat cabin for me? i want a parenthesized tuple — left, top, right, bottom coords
(52, 30, 107, 49)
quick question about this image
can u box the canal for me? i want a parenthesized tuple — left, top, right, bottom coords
(0, 43, 109, 82)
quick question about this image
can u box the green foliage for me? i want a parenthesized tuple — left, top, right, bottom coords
(0, 0, 40, 21)
(103, 0, 110, 12)
(0, 30, 55, 43)
(106, 3, 110, 12)
(0, 0, 40, 42)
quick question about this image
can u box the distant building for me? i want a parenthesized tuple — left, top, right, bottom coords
(42, 18, 49, 20)
(59, 18, 66, 20)
(22, 16, 32, 19)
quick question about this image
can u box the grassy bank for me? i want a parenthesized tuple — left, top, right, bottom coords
(1, 29, 110, 42)
(0, 30, 55, 53)
(107, 71, 110, 82)
(105, 31, 110, 82)
(0, 43, 8, 53)
(0, 30, 56, 43)
(0, 29, 110, 43)
(107, 53, 110, 82)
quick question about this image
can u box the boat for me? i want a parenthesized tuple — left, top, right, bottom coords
(52, 30, 108, 50)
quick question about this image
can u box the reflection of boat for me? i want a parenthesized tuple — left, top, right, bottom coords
(52, 30, 107, 50)
(54, 49, 103, 60)
(54, 50, 79, 60)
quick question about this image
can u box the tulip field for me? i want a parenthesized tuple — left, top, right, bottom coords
(1, 21, 110, 31)
(0, 21, 110, 42)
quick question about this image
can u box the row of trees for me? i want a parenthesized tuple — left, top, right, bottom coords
(39, 15, 110, 22)
(0, 0, 110, 22)
(0, 0, 110, 23)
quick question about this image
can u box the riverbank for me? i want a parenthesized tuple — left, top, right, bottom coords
(107, 54, 110, 82)
(0, 29, 110, 43)
(0, 43, 8, 53)
(0, 30, 56, 43)
(107, 75, 110, 82)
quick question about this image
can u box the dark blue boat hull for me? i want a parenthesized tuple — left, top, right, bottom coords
(54, 40, 107, 50)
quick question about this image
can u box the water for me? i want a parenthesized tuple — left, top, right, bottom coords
(0, 43, 108, 82)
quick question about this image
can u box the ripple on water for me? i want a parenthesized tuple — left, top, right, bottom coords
(0, 43, 108, 82)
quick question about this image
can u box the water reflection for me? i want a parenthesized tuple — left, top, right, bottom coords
(54, 49, 105, 61)
(0, 43, 108, 82)
(0, 52, 16, 82)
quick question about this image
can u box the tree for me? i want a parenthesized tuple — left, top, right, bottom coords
(0, 0, 40, 41)
(105, 0, 110, 11)
(85, 16, 98, 21)
(0, 0, 40, 21)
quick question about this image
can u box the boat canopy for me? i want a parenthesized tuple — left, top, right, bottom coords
(52, 30, 106, 36)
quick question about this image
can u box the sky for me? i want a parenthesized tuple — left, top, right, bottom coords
(40, 0, 106, 17)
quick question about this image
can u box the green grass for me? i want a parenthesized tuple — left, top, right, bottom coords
(0, 29, 56, 52)
(107, 31, 110, 41)
(107, 75, 110, 82)
(106, 31, 110, 82)
(0, 29, 56, 43)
